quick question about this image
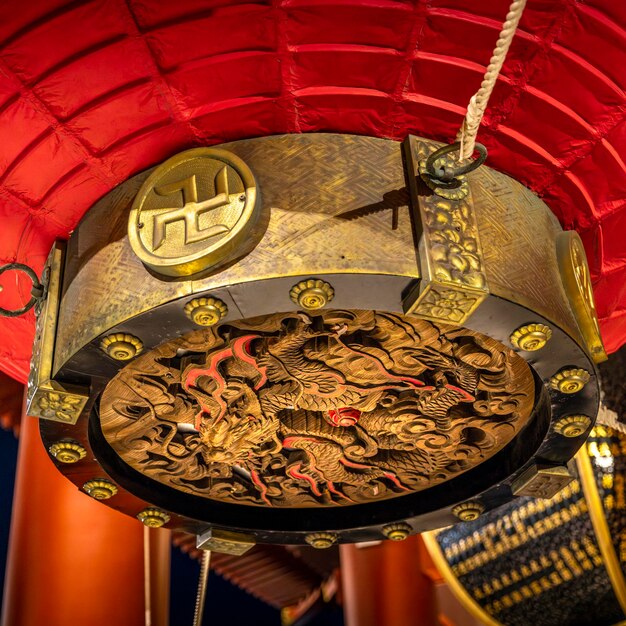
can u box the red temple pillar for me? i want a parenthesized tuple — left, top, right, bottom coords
(1, 415, 157, 626)
(340, 536, 439, 626)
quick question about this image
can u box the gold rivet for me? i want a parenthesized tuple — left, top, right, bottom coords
(554, 415, 592, 438)
(452, 501, 484, 522)
(549, 368, 591, 394)
(289, 279, 334, 310)
(100, 333, 143, 361)
(184, 296, 228, 326)
(137, 508, 170, 528)
(48, 441, 86, 464)
(510, 323, 552, 351)
(305, 532, 337, 549)
(83, 479, 118, 500)
(382, 522, 412, 541)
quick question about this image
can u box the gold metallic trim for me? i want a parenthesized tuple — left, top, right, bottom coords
(402, 137, 489, 325)
(100, 333, 144, 361)
(554, 415, 592, 438)
(452, 501, 484, 521)
(289, 279, 335, 310)
(549, 368, 590, 394)
(48, 441, 86, 464)
(510, 323, 552, 351)
(423, 532, 502, 626)
(511, 464, 573, 499)
(196, 528, 255, 555)
(556, 231, 607, 363)
(26, 242, 89, 424)
(305, 532, 337, 549)
(184, 296, 228, 326)
(576, 448, 626, 615)
(82, 479, 118, 500)
(128, 147, 258, 278)
(382, 522, 412, 541)
(137, 507, 170, 528)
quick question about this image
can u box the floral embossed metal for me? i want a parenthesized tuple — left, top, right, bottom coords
(99, 310, 534, 508)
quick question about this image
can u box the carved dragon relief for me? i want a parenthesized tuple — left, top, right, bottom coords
(100, 310, 535, 508)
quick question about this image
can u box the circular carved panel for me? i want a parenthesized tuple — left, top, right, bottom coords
(99, 310, 535, 508)
(128, 147, 257, 277)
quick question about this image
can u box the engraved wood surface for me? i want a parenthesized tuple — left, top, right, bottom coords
(100, 309, 534, 508)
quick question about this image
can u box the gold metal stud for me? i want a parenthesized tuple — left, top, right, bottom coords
(382, 522, 412, 541)
(137, 508, 170, 528)
(554, 415, 592, 438)
(100, 333, 143, 361)
(48, 441, 86, 464)
(452, 501, 484, 522)
(184, 296, 228, 326)
(549, 368, 591, 394)
(305, 532, 338, 549)
(290, 279, 335, 310)
(510, 323, 552, 351)
(83, 479, 118, 500)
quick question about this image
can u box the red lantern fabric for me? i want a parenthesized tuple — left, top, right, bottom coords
(0, 0, 624, 382)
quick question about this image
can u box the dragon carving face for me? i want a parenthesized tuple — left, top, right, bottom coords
(186, 377, 279, 465)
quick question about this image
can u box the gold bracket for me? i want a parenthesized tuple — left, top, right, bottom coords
(511, 463, 573, 499)
(26, 242, 89, 424)
(402, 137, 489, 324)
(196, 528, 255, 556)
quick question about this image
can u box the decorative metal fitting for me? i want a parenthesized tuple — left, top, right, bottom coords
(137, 507, 170, 528)
(554, 415, 592, 438)
(510, 323, 552, 351)
(419, 141, 488, 200)
(452, 501, 485, 522)
(382, 522, 412, 542)
(100, 333, 143, 361)
(184, 296, 228, 326)
(305, 532, 338, 549)
(48, 441, 86, 464)
(196, 528, 255, 555)
(83, 479, 118, 500)
(549, 368, 591, 394)
(511, 464, 573, 499)
(290, 278, 335, 310)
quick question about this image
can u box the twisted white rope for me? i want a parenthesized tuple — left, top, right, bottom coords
(192, 550, 211, 626)
(457, 0, 527, 160)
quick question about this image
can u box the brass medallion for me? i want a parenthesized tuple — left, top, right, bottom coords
(128, 148, 257, 277)
(557, 231, 607, 363)
(100, 309, 534, 509)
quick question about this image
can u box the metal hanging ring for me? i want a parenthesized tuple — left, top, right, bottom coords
(424, 142, 488, 185)
(0, 263, 45, 317)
